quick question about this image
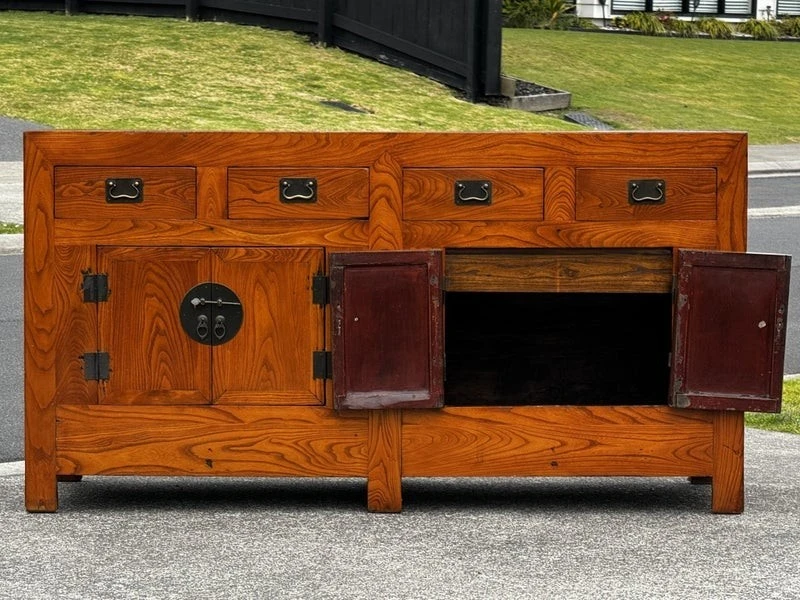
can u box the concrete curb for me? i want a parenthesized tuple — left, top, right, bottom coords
(0, 461, 24, 476)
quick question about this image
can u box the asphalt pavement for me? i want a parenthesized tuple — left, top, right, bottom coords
(1, 118, 799, 599)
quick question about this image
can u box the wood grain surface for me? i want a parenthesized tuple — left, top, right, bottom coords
(229, 168, 369, 219)
(444, 250, 673, 293)
(54, 245, 97, 404)
(56, 405, 369, 476)
(403, 168, 543, 221)
(24, 137, 58, 511)
(55, 167, 196, 219)
(543, 166, 575, 222)
(212, 247, 325, 405)
(54, 219, 370, 248)
(402, 406, 714, 477)
(403, 220, 719, 249)
(711, 411, 745, 513)
(368, 410, 403, 512)
(576, 168, 716, 221)
(98, 247, 213, 405)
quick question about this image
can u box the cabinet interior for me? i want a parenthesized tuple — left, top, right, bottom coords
(444, 291, 672, 406)
(443, 249, 673, 407)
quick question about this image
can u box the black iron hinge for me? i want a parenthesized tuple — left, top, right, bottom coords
(82, 273, 109, 303)
(83, 352, 110, 381)
(313, 351, 332, 380)
(312, 274, 329, 306)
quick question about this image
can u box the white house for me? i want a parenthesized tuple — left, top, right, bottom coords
(575, 0, 799, 21)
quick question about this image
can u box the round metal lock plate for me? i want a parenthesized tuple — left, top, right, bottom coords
(179, 283, 243, 345)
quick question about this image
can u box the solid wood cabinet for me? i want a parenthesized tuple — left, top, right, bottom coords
(24, 131, 790, 514)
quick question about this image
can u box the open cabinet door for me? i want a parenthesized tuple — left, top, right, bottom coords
(330, 250, 443, 410)
(671, 250, 791, 412)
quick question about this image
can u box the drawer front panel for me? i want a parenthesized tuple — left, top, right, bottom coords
(403, 168, 544, 221)
(576, 168, 717, 221)
(55, 167, 196, 219)
(228, 168, 369, 219)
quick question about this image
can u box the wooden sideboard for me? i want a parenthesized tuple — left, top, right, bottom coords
(24, 131, 790, 513)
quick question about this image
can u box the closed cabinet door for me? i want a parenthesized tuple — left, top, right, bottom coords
(212, 247, 325, 405)
(98, 247, 213, 405)
(97, 246, 325, 405)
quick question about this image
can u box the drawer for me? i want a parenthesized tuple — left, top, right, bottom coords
(55, 167, 196, 219)
(403, 168, 544, 221)
(228, 168, 369, 219)
(576, 168, 717, 221)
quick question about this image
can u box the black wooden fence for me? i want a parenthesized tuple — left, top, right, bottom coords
(1, 0, 502, 99)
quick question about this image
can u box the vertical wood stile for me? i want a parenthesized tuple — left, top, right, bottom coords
(24, 136, 58, 511)
(543, 166, 576, 223)
(711, 411, 745, 513)
(368, 150, 404, 251)
(367, 149, 404, 511)
(197, 167, 227, 220)
(715, 134, 748, 252)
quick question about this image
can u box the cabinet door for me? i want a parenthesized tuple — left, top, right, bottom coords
(212, 248, 325, 405)
(330, 250, 444, 410)
(671, 250, 791, 412)
(98, 247, 213, 404)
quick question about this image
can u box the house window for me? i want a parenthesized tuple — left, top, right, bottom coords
(612, 0, 753, 15)
(778, 0, 800, 15)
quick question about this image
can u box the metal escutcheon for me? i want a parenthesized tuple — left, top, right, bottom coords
(179, 283, 243, 345)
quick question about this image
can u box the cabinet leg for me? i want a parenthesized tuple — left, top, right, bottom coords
(367, 410, 403, 512)
(711, 411, 745, 514)
(25, 461, 58, 513)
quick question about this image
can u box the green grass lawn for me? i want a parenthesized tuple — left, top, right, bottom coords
(2, 12, 800, 142)
(746, 378, 800, 434)
(0, 11, 572, 132)
(502, 29, 800, 144)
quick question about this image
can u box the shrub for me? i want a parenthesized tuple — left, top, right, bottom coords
(554, 15, 599, 30)
(737, 18, 779, 40)
(777, 16, 800, 37)
(502, 0, 576, 29)
(622, 11, 666, 35)
(662, 16, 699, 37)
(696, 17, 733, 39)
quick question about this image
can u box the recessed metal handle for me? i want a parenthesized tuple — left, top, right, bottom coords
(213, 315, 227, 340)
(628, 180, 666, 205)
(106, 178, 143, 203)
(196, 314, 209, 340)
(280, 178, 318, 203)
(454, 180, 492, 205)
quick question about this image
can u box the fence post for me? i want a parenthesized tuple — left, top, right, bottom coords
(318, 0, 333, 46)
(186, 0, 200, 21)
(465, 0, 481, 101)
(65, 0, 80, 15)
(483, 0, 502, 96)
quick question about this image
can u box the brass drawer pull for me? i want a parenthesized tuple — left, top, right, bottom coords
(106, 178, 143, 203)
(454, 180, 492, 205)
(280, 178, 318, 203)
(629, 180, 666, 205)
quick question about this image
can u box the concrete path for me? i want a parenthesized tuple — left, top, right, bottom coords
(1, 428, 799, 599)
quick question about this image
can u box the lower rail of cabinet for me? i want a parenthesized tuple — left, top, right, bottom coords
(25, 404, 744, 514)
